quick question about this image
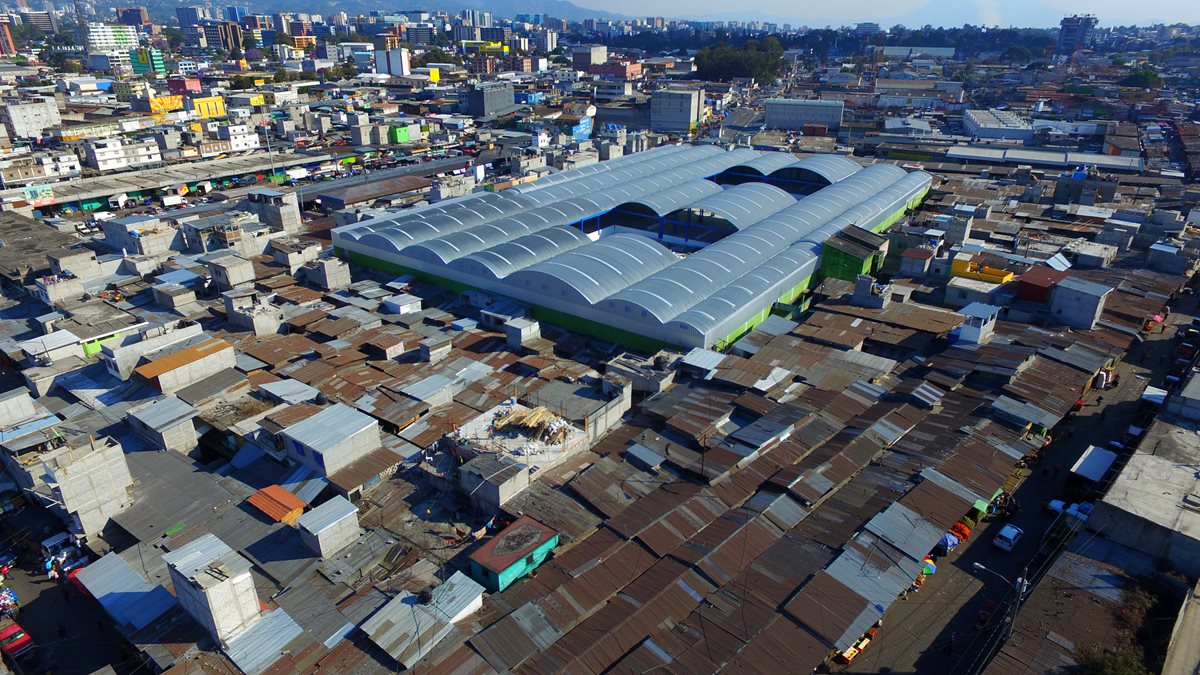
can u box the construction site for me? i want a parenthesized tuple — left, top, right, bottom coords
(456, 401, 590, 473)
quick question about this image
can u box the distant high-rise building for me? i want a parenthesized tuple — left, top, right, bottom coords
(534, 30, 556, 53)
(1057, 15, 1097, 54)
(224, 6, 247, 23)
(452, 25, 480, 42)
(479, 26, 509, 42)
(115, 6, 148, 26)
(129, 46, 164, 74)
(85, 22, 138, 72)
(175, 6, 207, 35)
(202, 20, 242, 51)
(18, 10, 57, 33)
(405, 22, 435, 45)
(571, 44, 606, 71)
(0, 24, 15, 56)
(374, 47, 409, 76)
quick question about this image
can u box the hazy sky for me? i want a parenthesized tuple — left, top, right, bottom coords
(599, 0, 1200, 27)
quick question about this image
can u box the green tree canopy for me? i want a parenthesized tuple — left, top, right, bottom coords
(695, 40, 784, 82)
(1121, 68, 1162, 88)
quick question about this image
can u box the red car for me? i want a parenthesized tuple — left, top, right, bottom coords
(0, 617, 33, 661)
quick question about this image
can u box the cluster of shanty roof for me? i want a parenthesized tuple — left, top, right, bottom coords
(334, 145, 933, 348)
(417, 267, 1176, 674)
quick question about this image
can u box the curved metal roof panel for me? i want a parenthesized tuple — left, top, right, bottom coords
(614, 179, 723, 217)
(772, 154, 864, 184)
(602, 164, 911, 323)
(511, 143, 693, 192)
(451, 226, 592, 279)
(504, 233, 678, 305)
(672, 243, 819, 335)
(676, 182, 796, 230)
(726, 151, 799, 176)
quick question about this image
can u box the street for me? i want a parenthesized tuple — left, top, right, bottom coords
(1, 552, 128, 674)
(842, 298, 1191, 674)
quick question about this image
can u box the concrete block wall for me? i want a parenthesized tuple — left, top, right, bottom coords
(51, 438, 134, 539)
(155, 344, 235, 393)
(318, 422, 381, 477)
(169, 563, 260, 645)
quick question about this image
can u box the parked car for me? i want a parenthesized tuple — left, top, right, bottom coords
(993, 524, 1024, 551)
(0, 617, 33, 662)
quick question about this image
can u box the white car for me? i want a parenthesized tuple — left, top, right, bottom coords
(993, 524, 1024, 552)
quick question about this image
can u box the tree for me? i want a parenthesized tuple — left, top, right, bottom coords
(1121, 68, 1162, 88)
(40, 49, 84, 73)
(242, 33, 258, 53)
(695, 41, 784, 82)
(228, 47, 243, 61)
(274, 32, 292, 46)
(273, 68, 291, 82)
(324, 31, 372, 45)
(162, 26, 185, 50)
(326, 61, 359, 80)
(412, 47, 461, 67)
(8, 23, 45, 48)
(1001, 46, 1034, 63)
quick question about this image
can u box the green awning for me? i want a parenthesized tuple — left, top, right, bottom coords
(973, 499, 990, 512)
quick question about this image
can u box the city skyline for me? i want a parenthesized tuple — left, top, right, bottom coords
(582, 0, 1200, 28)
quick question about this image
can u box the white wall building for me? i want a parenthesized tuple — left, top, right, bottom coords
(963, 108, 1035, 142)
(0, 97, 61, 140)
(764, 98, 844, 130)
(650, 88, 703, 133)
(374, 48, 411, 77)
(83, 138, 162, 171)
(163, 534, 261, 645)
(279, 403, 380, 477)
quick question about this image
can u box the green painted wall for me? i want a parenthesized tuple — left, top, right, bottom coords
(340, 248, 672, 351)
(821, 244, 877, 282)
(81, 334, 120, 358)
(470, 533, 560, 592)
(715, 273, 813, 350)
(528, 304, 671, 353)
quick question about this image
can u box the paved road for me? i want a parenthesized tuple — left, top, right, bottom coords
(4, 552, 128, 674)
(843, 298, 1190, 675)
(292, 156, 473, 203)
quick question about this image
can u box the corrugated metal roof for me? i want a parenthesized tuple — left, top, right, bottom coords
(297, 495, 358, 536)
(676, 182, 796, 230)
(919, 468, 986, 507)
(224, 607, 304, 675)
(74, 552, 177, 631)
(247, 485, 306, 522)
(259, 378, 321, 404)
(281, 403, 375, 453)
(161, 533, 252, 583)
(128, 396, 197, 432)
(864, 502, 944, 562)
(360, 592, 452, 667)
(19, 329, 81, 355)
(400, 373, 456, 402)
(134, 338, 230, 379)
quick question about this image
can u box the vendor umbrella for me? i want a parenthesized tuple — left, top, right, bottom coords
(923, 560, 937, 574)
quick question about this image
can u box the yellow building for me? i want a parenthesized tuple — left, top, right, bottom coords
(190, 95, 227, 119)
(950, 252, 1014, 284)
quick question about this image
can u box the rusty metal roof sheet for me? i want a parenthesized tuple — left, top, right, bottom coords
(783, 570, 872, 649)
(468, 515, 558, 575)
